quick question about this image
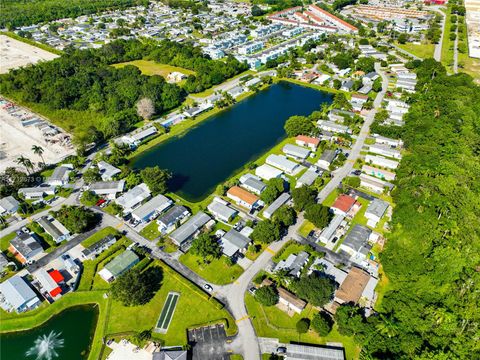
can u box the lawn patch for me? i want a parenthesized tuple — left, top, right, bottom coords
(179, 253, 243, 285)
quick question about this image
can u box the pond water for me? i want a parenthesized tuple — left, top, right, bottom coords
(0, 305, 99, 360)
(131, 81, 333, 201)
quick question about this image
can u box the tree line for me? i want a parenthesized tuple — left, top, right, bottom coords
(351, 59, 480, 358)
(0, 39, 247, 145)
(0, 0, 148, 29)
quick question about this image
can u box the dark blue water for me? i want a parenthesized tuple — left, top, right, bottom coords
(132, 81, 333, 201)
(1, 305, 98, 360)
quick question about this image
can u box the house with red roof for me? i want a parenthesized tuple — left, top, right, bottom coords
(34, 268, 63, 299)
(331, 194, 361, 217)
(296, 135, 320, 150)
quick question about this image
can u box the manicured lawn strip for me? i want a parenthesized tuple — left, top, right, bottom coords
(157, 293, 174, 328)
(0, 232, 16, 252)
(245, 293, 360, 360)
(106, 260, 237, 345)
(395, 42, 435, 59)
(139, 221, 161, 241)
(161, 294, 179, 331)
(112, 60, 195, 77)
(81, 226, 119, 248)
(179, 253, 244, 285)
(0, 291, 108, 360)
(273, 241, 308, 263)
(441, 6, 454, 71)
(298, 220, 316, 238)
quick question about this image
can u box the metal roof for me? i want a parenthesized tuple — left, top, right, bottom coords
(220, 229, 250, 257)
(343, 224, 371, 252)
(0, 276, 38, 310)
(158, 205, 189, 227)
(115, 183, 151, 210)
(169, 211, 211, 246)
(263, 192, 291, 219)
(104, 250, 139, 278)
(287, 343, 345, 360)
(131, 194, 172, 220)
(366, 198, 389, 218)
(207, 201, 237, 220)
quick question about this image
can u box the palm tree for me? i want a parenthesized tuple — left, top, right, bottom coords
(16, 155, 33, 175)
(31, 145, 45, 166)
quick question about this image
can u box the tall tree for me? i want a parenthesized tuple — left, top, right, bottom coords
(31, 145, 45, 166)
(16, 155, 33, 175)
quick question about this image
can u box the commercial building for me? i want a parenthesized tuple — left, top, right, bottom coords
(169, 211, 211, 247)
(286, 343, 345, 360)
(308, 4, 358, 33)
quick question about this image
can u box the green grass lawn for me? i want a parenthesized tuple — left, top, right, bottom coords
(0, 232, 16, 252)
(112, 60, 195, 78)
(107, 261, 237, 345)
(81, 226, 119, 248)
(441, 6, 455, 71)
(179, 253, 244, 285)
(139, 221, 161, 241)
(298, 220, 316, 238)
(245, 294, 360, 360)
(395, 41, 435, 59)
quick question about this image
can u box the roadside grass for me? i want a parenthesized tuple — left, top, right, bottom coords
(139, 221, 161, 241)
(441, 6, 454, 72)
(395, 41, 435, 59)
(298, 220, 316, 238)
(112, 60, 195, 78)
(179, 253, 244, 285)
(282, 78, 344, 96)
(0, 232, 15, 252)
(458, 52, 480, 82)
(81, 226, 119, 248)
(245, 293, 360, 360)
(107, 261, 237, 345)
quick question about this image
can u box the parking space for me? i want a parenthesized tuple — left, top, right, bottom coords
(188, 324, 229, 360)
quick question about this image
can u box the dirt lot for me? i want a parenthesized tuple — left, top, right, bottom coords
(0, 101, 75, 172)
(0, 35, 59, 74)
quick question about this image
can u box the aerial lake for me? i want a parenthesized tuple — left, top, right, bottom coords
(132, 81, 333, 201)
(0, 305, 98, 360)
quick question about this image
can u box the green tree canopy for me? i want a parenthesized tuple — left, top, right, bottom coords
(291, 186, 317, 211)
(51, 205, 98, 233)
(291, 273, 335, 306)
(274, 205, 297, 227)
(251, 220, 281, 244)
(254, 285, 279, 306)
(189, 233, 222, 260)
(140, 166, 171, 195)
(284, 115, 315, 137)
(311, 311, 333, 336)
(304, 204, 332, 228)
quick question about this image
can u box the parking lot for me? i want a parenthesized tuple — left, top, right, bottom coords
(188, 324, 230, 360)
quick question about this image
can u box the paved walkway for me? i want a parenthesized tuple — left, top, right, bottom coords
(432, 6, 447, 62)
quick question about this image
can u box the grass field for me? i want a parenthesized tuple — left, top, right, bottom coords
(395, 41, 435, 59)
(245, 293, 360, 360)
(139, 221, 161, 241)
(112, 60, 195, 78)
(107, 261, 237, 345)
(441, 6, 455, 71)
(179, 253, 244, 285)
(0, 231, 15, 252)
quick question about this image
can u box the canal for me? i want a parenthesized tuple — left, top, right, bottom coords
(1, 305, 99, 360)
(131, 81, 333, 201)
